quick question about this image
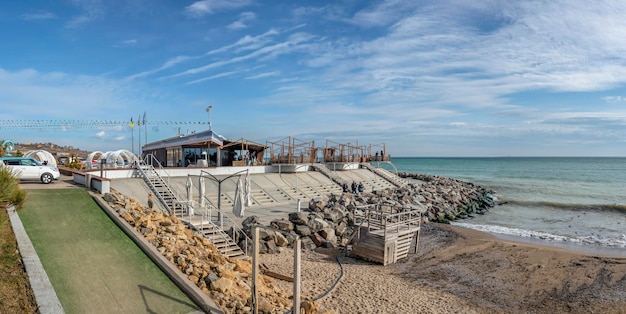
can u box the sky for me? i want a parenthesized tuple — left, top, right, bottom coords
(1, 0, 626, 157)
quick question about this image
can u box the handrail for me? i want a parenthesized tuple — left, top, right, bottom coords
(144, 154, 188, 200)
(199, 202, 251, 256)
(135, 162, 172, 214)
(137, 159, 247, 256)
(361, 162, 408, 187)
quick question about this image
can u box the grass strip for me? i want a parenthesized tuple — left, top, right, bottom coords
(19, 189, 199, 313)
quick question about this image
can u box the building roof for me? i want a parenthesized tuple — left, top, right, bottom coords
(143, 129, 225, 150)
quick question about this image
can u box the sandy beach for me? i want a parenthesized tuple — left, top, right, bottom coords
(259, 223, 626, 314)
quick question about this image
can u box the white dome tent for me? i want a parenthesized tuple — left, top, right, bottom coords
(101, 149, 139, 169)
(23, 150, 58, 168)
(85, 151, 105, 170)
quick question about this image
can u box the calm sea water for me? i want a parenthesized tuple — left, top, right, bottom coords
(381, 157, 626, 255)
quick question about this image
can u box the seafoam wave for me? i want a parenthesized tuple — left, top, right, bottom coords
(497, 199, 626, 213)
(451, 222, 626, 248)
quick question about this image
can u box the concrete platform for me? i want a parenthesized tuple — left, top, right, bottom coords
(105, 164, 403, 232)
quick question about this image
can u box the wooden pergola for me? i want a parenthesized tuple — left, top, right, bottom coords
(367, 143, 388, 162)
(265, 136, 316, 164)
(323, 140, 367, 163)
(219, 138, 267, 166)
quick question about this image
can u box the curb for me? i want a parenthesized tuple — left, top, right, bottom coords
(90, 192, 224, 314)
(6, 205, 65, 314)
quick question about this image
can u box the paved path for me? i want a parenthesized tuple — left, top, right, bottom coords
(19, 174, 79, 190)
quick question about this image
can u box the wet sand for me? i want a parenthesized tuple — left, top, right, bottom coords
(259, 223, 626, 313)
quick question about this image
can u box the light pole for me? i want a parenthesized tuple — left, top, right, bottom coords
(206, 105, 213, 131)
(201, 169, 248, 227)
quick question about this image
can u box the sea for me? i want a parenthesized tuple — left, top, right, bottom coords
(382, 157, 626, 256)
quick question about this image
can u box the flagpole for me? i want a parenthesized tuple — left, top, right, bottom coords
(143, 112, 147, 148)
(130, 117, 135, 154)
(138, 114, 141, 157)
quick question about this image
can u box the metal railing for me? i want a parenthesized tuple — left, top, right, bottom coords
(138, 154, 189, 216)
(198, 198, 252, 256)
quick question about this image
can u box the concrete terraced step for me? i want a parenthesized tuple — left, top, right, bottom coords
(250, 191, 275, 205)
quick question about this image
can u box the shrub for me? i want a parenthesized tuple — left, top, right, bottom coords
(0, 166, 24, 209)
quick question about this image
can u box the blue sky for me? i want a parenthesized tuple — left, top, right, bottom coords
(1, 0, 626, 157)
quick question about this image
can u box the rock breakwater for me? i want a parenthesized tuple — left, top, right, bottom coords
(234, 173, 495, 253)
(397, 172, 496, 222)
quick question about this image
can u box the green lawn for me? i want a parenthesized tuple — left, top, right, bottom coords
(19, 189, 199, 314)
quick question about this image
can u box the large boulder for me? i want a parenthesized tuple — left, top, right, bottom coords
(308, 197, 328, 212)
(334, 221, 348, 237)
(288, 211, 308, 225)
(270, 219, 294, 232)
(294, 224, 311, 237)
(242, 215, 260, 232)
(301, 237, 317, 250)
(274, 231, 289, 247)
(323, 209, 343, 223)
(103, 192, 121, 203)
(307, 218, 329, 233)
(318, 227, 336, 243)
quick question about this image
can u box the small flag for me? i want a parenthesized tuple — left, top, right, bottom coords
(137, 115, 141, 127)
(129, 117, 134, 128)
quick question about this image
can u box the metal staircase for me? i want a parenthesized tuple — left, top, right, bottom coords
(136, 155, 246, 259)
(361, 163, 407, 188)
(190, 208, 247, 259)
(136, 157, 186, 216)
(310, 164, 348, 187)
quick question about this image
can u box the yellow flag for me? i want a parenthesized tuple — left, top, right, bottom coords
(129, 117, 135, 128)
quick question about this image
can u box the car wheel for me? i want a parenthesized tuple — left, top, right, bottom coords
(41, 173, 53, 184)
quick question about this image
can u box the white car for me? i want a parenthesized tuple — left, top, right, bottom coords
(0, 157, 61, 184)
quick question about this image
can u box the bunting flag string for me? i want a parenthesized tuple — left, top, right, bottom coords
(0, 119, 208, 131)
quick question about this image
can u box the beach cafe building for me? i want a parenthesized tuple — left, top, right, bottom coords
(141, 129, 267, 168)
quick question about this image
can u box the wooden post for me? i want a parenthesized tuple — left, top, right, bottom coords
(293, 238, 301, 314)
(252, 227, 259, 314)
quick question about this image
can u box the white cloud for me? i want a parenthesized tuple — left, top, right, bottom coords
(185, 70, 241, 85)
(245, 71, 280, 80)
(184, 0, 251, 18)
(347, 0, 419, 28)
(114, 39, 138, 48)
(226, 21, 247, 30)
(167, 32, 315, 79)
(227, 11, 256, 30)
(206, 28, 280, 55)
(603, 96, 626, 103)
(0, 68, 155, 120)
(21, 12, 57, 20)
(125, 55, 196, 80)
(66, 0, 105, 28)
(127, 28, 280, 81)
(96, 131, 106, 138)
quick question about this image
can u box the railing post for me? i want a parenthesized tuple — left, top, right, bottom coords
(293, 237, 301, 314)
(252, 227, 259, 314)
